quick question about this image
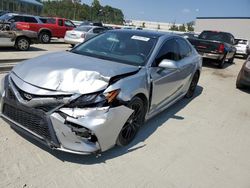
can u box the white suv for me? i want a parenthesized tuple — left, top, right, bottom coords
(235, 39, 250, 59)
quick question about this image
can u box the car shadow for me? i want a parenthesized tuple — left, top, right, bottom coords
(0, 46, 47, 52)
(11, 86, 203, 164)
(237, 87, 250, 94)
(202, 58, 235, 69)
(235, 55, 248, 60)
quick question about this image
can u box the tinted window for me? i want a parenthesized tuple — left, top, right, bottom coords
(24, 16, 37, 23)
(58, 19, 63, 26)
(12, 16, 24, 22)
(155, 39, 180, 65)
(65, 20, 75, 27)
(176, 38, 192, 59)
(72, 32, 157, 66)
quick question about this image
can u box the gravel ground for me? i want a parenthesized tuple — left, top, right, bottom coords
(0, 54, 249, 188)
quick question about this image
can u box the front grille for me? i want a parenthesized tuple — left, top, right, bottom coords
(3, 103, 52, 140)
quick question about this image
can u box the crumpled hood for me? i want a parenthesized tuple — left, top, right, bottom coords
(12, 51, 139, 94)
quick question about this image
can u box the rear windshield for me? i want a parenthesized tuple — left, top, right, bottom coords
(199, 31, 232, 44)
(74, 26, 92, 32)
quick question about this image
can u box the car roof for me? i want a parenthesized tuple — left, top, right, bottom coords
(108, 29, 175, 39)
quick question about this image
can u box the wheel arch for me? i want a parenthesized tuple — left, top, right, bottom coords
(38, 28, 52, 36)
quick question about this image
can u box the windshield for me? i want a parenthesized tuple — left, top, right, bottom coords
(71, 31, 157, 66)
(199, 31, 232, 44)
(74, 26, 92, 32)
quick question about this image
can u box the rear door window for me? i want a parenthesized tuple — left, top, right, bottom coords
(11, 16, 24, 22)
(24, 16, 38, 23)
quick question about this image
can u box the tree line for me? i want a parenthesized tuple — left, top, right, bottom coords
(42, 0, 124, 25)
(169, 21, 195, 32)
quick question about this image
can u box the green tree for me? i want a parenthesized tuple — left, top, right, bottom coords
(169, 23, 179, 31)
(42, 0, 124, 24)
(187, 21, 194, 31)
(178, 24, 186, 32)
(142, 22, 145, 28)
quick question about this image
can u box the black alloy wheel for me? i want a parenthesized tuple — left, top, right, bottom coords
(116, 97, 146, 146)
(185, 71, 200, 98)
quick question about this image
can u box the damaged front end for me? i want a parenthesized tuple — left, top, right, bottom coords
(0, 72, 134, 154)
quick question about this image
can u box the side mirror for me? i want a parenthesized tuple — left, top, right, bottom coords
(158, 59, 178, 69)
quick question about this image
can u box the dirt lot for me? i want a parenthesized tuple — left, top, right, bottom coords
(0, 47, 249, 188)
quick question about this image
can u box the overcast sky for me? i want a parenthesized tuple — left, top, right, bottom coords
(82, 0, 250, 23)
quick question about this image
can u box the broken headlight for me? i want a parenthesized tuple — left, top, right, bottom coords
(67, 89, 120, 108)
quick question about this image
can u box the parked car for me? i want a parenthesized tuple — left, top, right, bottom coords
(15, 17, 75, 43)
(0, 13, 18, 22)
(235, 38, 250, 59)
(0, 13, 42, 24)
(0, 30, 202, 154)
(188, 30, 236, 68)
(79, 21, 103, 27)
(236, 56, 250, 89)
(64, 26, 107, 46)
(0, 23, 38, 51)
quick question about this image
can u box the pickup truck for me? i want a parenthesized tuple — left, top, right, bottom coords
(188, 30, 236, 68)
(15, 17, 75, 43)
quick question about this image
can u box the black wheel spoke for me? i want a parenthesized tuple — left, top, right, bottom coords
(117, 97, 145, 146)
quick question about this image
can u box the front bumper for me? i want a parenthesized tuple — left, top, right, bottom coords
(0, 75, 133, 154)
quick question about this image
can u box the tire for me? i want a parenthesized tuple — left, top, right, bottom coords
(236, 73, 245, 89)
(228, 53, 235, 64)
(116, 97, 146, 146)
(39, 32, 51, 43)
(217, 55, 226, 69)
(185, 71, 200, 98)
(236, 82, 244, 89)
(15, 37, 30, 51)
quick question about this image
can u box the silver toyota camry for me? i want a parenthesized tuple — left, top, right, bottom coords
(0, 30, 202, 155)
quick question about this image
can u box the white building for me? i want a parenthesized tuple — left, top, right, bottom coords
(125, 20, 181, 31)
(195, 17, 250, 40)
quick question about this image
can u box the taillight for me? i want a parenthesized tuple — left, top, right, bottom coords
(81, 33, 85, 38)
(218, 44, 224, 53)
